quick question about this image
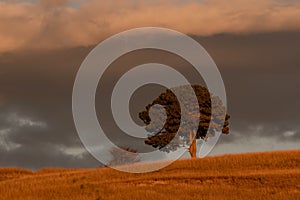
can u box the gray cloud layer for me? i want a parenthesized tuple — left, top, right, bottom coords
(0, 31, 299, 169)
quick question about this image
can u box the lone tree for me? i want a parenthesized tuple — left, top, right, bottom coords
(139, 84, 230, 158)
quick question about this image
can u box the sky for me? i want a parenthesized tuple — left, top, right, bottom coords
(0, 0, 299, 169)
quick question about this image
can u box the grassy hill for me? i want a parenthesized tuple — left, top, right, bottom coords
(0, 150, 299, 200)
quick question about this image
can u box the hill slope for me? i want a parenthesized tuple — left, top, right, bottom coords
(0, 150, 299, 200)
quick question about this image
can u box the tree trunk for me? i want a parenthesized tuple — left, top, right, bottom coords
(189, 130, 197, 158)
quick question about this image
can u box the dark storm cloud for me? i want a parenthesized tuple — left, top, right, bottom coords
(0, 144, 100, 170)
(0, 47, 101, 168)
(195, 31, 300, 143)
(0, 31, 299, 169)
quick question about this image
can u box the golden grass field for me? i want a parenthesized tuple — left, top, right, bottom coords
(0, 150, 299, 200)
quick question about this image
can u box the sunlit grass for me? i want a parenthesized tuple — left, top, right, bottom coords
(0, 150, 299, 200)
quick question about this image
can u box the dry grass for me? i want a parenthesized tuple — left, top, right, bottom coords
(0, 150, 299, 200)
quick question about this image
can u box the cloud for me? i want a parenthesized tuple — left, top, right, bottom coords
(283, 130, 295, 137)
(210, 133, 300, 156)
(7, 113, 47, 128)
(0, 0, 300, 52)
(0, 30, 299, 169)
(0, 142, 100, 169)
(0, 107, 101, 169)
(0, 128, 21, 151)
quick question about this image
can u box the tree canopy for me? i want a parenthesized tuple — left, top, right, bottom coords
(139, 84, 230, 157)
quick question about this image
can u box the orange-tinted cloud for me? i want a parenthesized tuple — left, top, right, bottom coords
(0, 0, 300, 52)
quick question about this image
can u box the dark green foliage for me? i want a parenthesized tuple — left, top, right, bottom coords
(139, 84, 230, 152)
